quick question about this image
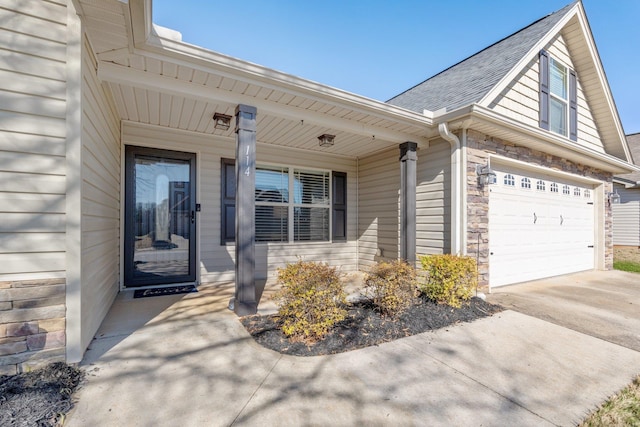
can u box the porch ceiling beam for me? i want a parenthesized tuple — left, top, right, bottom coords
(98, 61, 431, 145)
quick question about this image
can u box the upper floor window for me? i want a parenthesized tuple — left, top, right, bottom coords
(539, 50, 577, 141)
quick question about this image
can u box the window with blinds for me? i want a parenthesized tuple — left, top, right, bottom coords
(255, 166, 289, 242)
(222, 159, 340, 244)
(293, 169, 330, 241)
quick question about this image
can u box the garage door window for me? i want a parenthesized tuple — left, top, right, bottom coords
(504, 174, 515, 186)
(562, 185, 571, 195)
(584, 189, 591, 199)
(536, 180, 546, 191)
(550, 183, 558, 193)
(521, 177, 531, 189)
(574, 187, 581, 197)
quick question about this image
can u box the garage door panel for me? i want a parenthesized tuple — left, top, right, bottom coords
(489, 167, 595, 288)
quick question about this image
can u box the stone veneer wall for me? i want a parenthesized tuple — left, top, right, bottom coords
(0, 279, 66, 374)
(465, 129, 613, 290)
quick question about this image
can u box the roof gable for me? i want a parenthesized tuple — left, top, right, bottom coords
(388, 1, 631, 162)
(387, 2, 576, 113)
(617, 133, 640, 183)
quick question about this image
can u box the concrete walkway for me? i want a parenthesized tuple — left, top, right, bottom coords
(67, 277, 640, 426)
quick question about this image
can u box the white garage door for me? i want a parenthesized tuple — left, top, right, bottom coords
(489, 166, 595, 287)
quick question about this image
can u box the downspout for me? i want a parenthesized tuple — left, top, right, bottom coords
(438, 123, 462, 255)
(356, 156, 360, 271)
(461, 128, 468, 255)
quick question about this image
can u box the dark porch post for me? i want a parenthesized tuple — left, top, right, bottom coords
(400, 142, 417, 263)
(234, 104, 258, 315)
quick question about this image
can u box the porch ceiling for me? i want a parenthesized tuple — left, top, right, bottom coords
(76, 0, 433, 158)
(101, 56, 430, 158)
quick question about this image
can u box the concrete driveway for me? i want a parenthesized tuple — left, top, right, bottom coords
(486, 270, 640, 351)
(66, 273, 640, 426)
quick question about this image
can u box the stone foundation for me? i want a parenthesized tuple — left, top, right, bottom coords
(0, 279, 66, 374)
(465, 130, 613, 291)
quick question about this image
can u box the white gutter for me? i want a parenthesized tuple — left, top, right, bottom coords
(435, 104, 637, 174)
(438, 123, 462, 255)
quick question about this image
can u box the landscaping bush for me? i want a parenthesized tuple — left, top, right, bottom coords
(363, 260, 417, 316)
(419, 254, 477, 308)
(274, 260, 347, 342)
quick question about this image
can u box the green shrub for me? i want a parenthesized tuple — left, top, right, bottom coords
(274, 261, 347, 342)
(418, 254, 477, 308)
(363, 260, 417, 316)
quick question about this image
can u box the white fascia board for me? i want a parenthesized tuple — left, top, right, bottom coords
(478, 4, 579, 109)
(478, 2, 630, 163)
(98, 61, 430, 144)
(612, 177, 639, 188)
(472, 104, 636, 173)
(142, 35, 433, 129)
(124, 1, 432, 130)
(435, 104, 637, 174)
(572, 3, 631, 162)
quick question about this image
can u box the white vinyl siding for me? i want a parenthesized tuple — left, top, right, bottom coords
(612, 183, 640, 246)
(79, 35, 121, 351)
(357, 148, 400, 270)
(416, 139, 451, 255)
(0, 0, 68, 281)
(122, 122, 357, 282)
(490, 34, 604, 153)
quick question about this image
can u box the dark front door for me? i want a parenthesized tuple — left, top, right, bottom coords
(124, 146, 197, 287)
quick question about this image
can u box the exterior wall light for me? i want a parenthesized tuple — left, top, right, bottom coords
(213, 113, 232, 131)
(607, 190, 621, 206)
(476, 164, 497, 186)
(318, 134, 335, 147)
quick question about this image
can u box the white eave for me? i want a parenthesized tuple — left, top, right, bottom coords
(436, 104, 638, 175)
(79, 0, 434, 159)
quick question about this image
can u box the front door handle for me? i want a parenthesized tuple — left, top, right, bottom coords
(191, 210, 195, 224)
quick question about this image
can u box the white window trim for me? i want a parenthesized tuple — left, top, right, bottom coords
(549, 57, 570, 137)
(256, 162, 332, 244)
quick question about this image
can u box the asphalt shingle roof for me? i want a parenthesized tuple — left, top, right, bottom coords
(387, 2, 577, 113)
(616, 133, 640, 184)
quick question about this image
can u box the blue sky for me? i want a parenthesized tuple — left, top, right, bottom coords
(153, 1, 640, 134)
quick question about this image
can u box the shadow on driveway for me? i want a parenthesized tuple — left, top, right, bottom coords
(487, 270, 640, 351)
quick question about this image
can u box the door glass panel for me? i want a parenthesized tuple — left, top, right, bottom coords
(133, 155, 191, 281)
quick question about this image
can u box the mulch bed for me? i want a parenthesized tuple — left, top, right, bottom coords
(0, 362, 84, 427)
(241, 296, 503, 356)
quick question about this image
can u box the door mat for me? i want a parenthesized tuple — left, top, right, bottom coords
(134, 285, 197, 299)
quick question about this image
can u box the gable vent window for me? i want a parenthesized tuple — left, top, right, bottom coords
(539, 50, 577, 141)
